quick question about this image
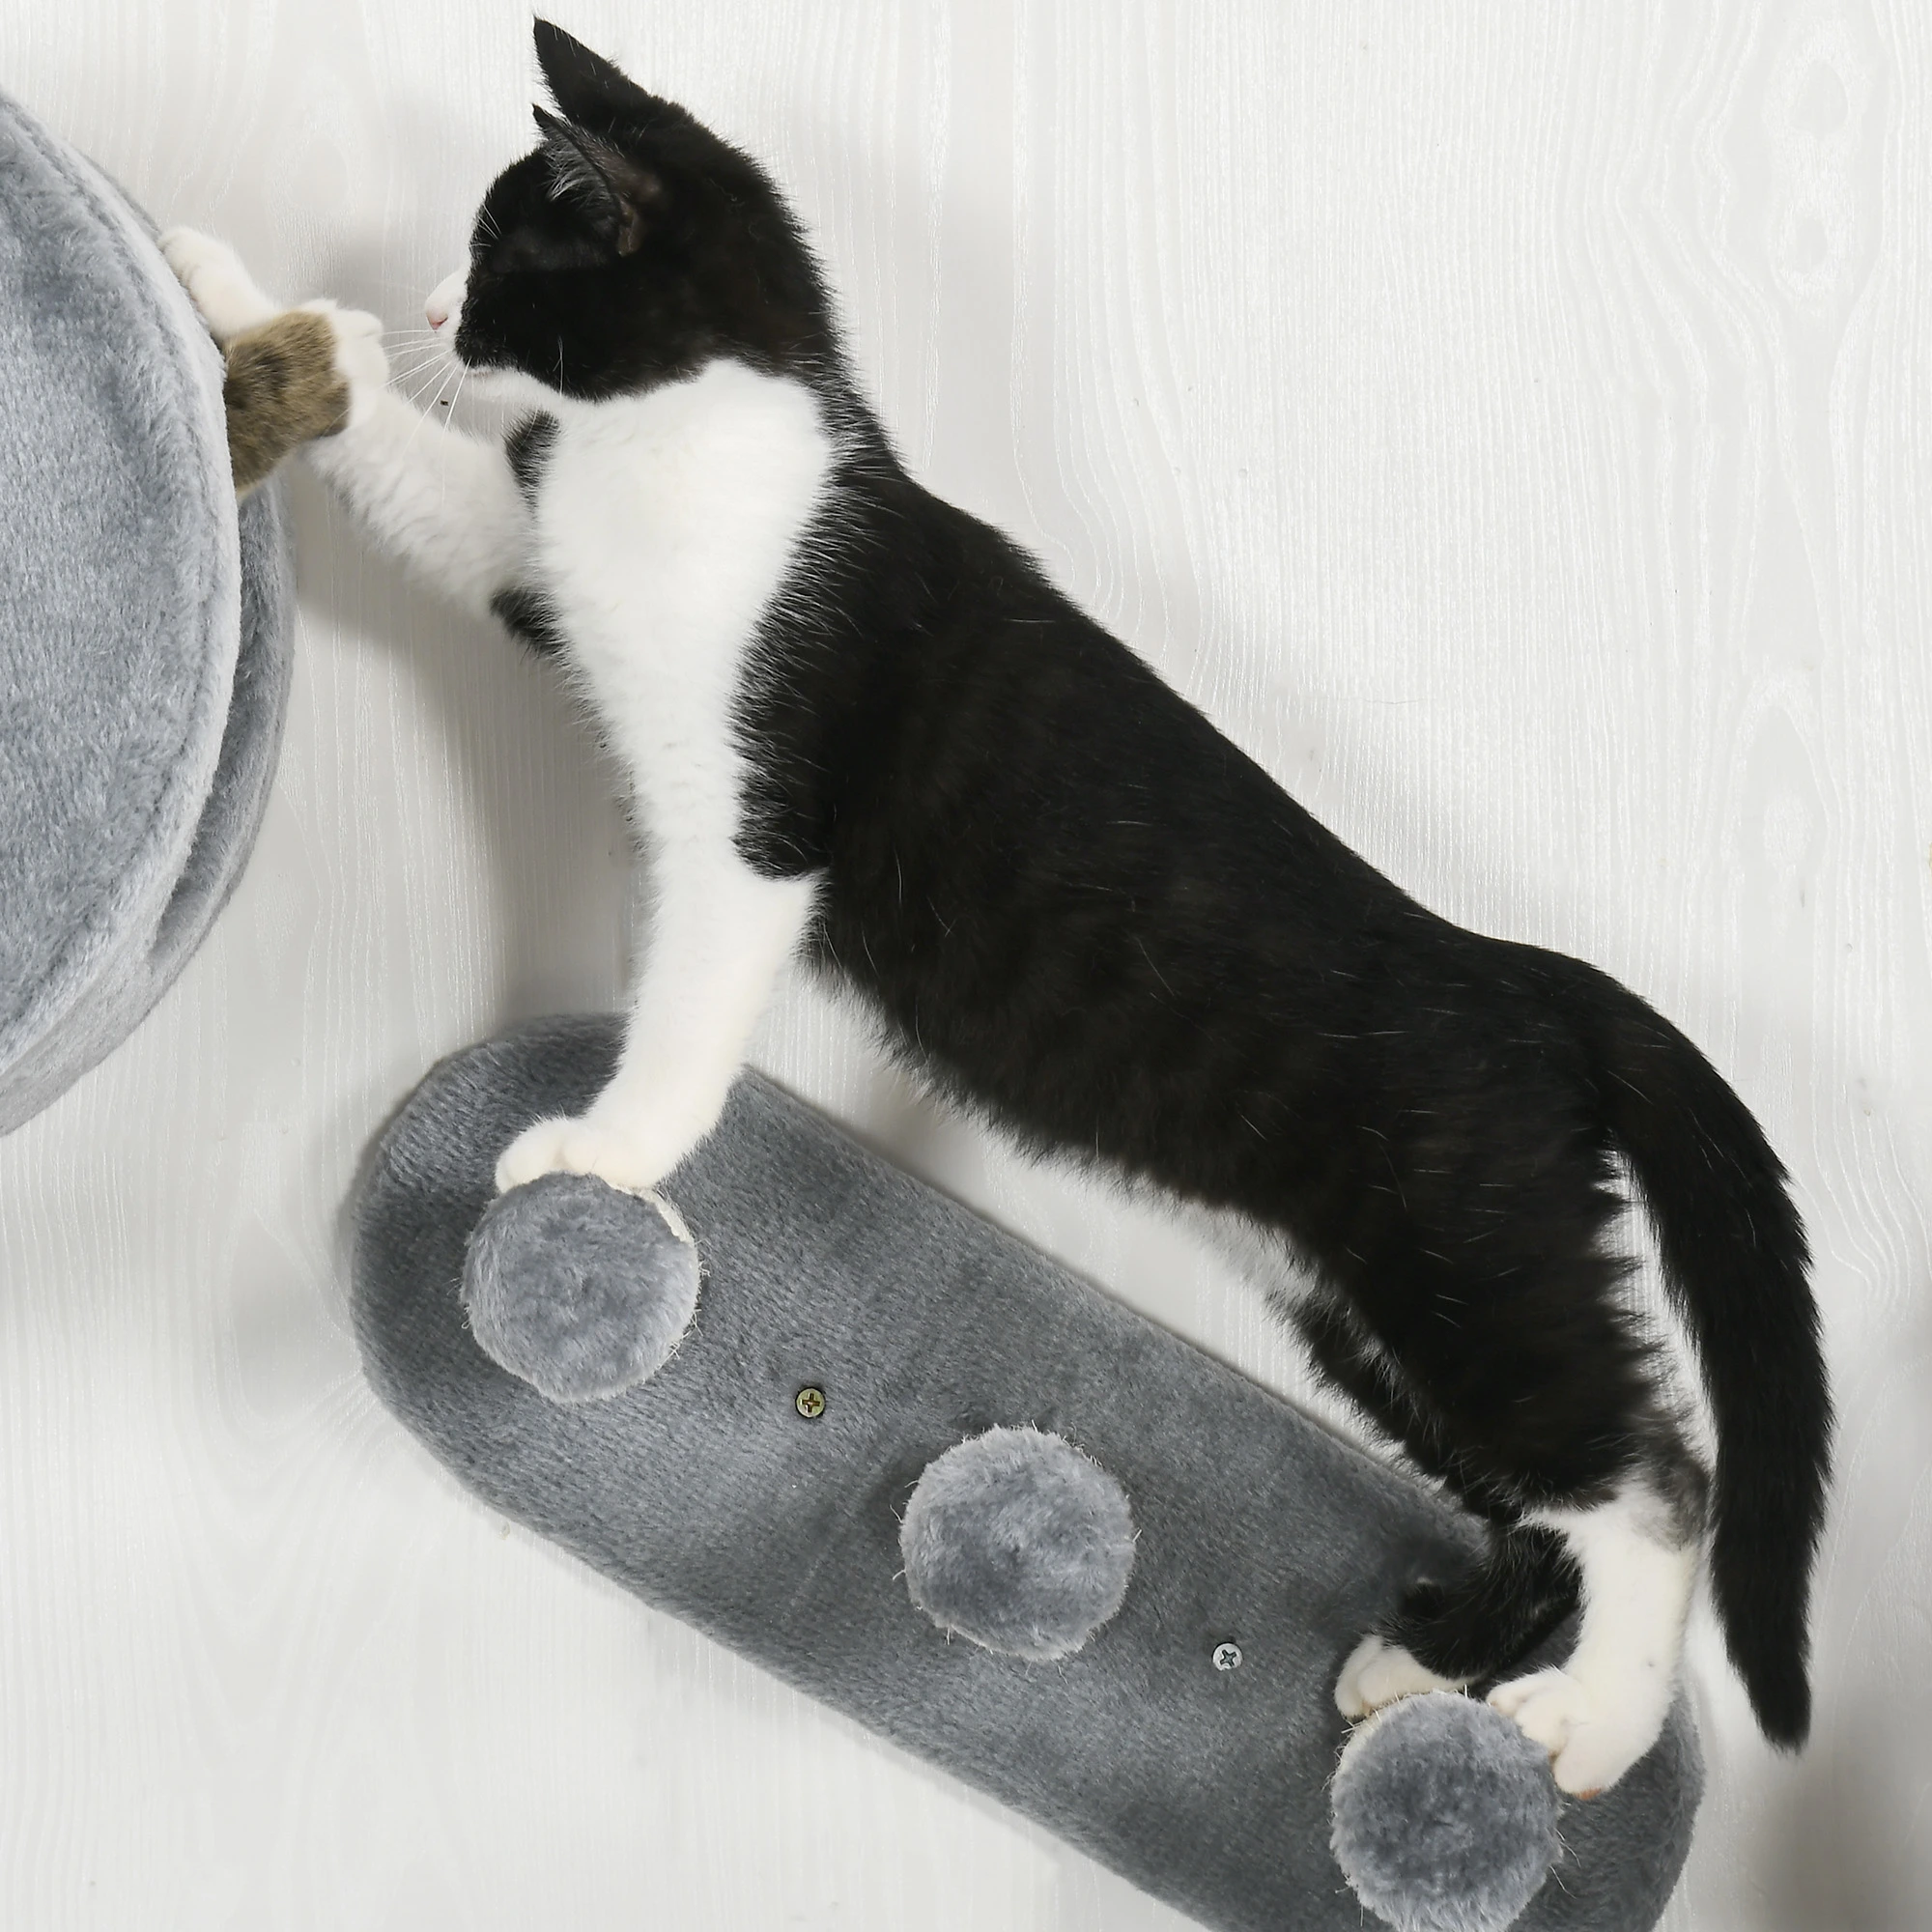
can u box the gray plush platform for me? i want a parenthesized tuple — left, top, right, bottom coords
(0, 88, 292, 1134)
(353, 1016, 1700, 1932)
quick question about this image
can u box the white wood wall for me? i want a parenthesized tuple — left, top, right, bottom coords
(3, 4, 1926, 1926)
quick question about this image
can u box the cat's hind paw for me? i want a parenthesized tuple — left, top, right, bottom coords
(158, 227, 279, 341)
(1488, 1665, 1662, 1798)
(1334, 1634, 1468, 1719)
(495, 1116, 670, 1200)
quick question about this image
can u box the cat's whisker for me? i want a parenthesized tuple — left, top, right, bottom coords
(395, 374, 448, 412)
(397, 354, 448, 410)
(400, 357, 459, 408)
(391, 354, 453, 389)
(400, 360, 461, 456)
(402, 379, 454, 437)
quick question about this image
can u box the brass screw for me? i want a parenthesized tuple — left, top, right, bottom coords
(795, 1385, 826, 1420)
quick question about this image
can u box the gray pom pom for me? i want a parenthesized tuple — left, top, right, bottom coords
(900, 1427, 1135, 1662)
(1330, 1691, 1559, 1932)
(463, 1173, 698, 1404)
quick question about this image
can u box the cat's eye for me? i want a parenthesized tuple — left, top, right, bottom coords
(484, 227, 611, 276)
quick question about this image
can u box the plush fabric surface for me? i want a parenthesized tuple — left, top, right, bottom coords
(353, 1015, 1700, 1932)
(899, 1425, 1137, 1662)
(463, 1170, 700, 1402)
(1331, 1692, 1562, 1932)
(0, 88, 291, 1134)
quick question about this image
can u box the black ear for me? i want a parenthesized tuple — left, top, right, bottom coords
(533, 18, 649, 129)
(533, 105, 664, 257)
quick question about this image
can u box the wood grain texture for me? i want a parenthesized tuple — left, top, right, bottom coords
(1, 3, 1926, 1925)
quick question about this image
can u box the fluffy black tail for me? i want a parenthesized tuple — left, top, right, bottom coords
(1576, 966, 1832, 1747)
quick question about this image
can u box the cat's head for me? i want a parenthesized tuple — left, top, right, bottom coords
(429, 20, 836, 406)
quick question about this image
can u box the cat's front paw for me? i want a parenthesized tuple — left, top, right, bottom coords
(158, 227, 279, 341)
(1334, 1633, 1467, 1719)
(495, 1116, 670, 1198)
(1488, 1665, 1662, 1797)
(298, 300, 388, 422)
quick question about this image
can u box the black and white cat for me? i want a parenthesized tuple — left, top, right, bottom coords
(164, 20, 1830, 1798)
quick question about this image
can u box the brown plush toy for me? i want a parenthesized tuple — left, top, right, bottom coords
(220, 309, 353, 496)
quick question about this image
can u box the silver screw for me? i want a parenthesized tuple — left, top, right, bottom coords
(1212, 1641, 1242, 1672)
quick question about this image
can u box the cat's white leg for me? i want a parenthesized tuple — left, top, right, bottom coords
(1488, 1485, 1696, 1797)
(160, 230, 524, 612)
(159, 229, 388, 429)
(158, 227, 280, 340)
(497, 848, 817, 1198)
(302, 386, 528, 618)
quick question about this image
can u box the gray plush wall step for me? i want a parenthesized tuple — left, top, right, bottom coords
(0, 87, 291, 1134)
(352, 1015, 1699, 1932)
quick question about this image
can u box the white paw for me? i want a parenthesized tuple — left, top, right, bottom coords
(1488, 1666, 1662, 1797)
(157, 226, 278, 340)
(495, 1115, 673, 1199)
(1334, 1634, 1468, 1719)
(298, 300, 388, 420)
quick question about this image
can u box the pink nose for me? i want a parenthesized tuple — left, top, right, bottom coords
(426, 299, 449, 329)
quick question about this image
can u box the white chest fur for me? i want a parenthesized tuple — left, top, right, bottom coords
(487, 355, 832, 1204)
(530, 358, 833, 843)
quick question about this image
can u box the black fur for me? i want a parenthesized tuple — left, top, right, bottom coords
(504, 411, 557, 504)
(456, 34, 838, 402)
(465, 22, 1833, 1741)
(489, 582, 566, 657)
